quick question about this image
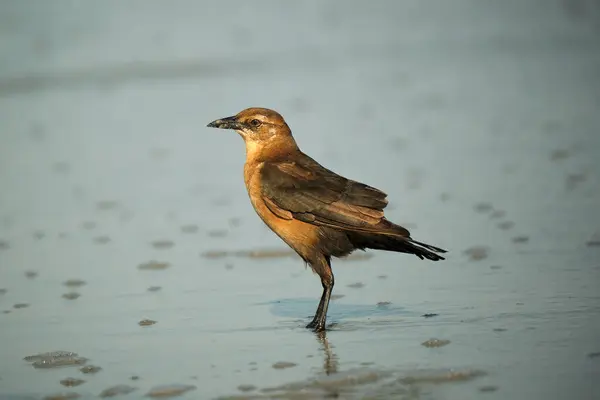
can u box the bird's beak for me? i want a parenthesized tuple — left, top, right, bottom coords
(207, 116, 244, 130)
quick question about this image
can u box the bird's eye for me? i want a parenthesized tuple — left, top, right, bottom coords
(249, 119, 262, 127)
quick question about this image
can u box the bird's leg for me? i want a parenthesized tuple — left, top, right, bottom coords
(307, 257, 334, 332)
(306, 282, 331, 329)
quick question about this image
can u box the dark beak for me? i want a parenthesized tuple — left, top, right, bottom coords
(207, 116, 244, 130)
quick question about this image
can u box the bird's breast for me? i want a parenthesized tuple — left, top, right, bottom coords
(244, 162, 318, 258)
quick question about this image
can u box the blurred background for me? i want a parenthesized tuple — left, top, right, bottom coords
(1, 1, 599, 399)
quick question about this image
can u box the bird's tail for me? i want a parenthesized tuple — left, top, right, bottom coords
(402, 238, 447, 261)
(349, 233, 447, 261)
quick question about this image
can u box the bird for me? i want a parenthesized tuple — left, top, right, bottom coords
(207, 107, 447, 332)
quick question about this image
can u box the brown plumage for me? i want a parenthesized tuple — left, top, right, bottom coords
(207, 107, 447, 331)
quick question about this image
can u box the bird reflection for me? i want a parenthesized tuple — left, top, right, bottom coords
(315, 330, 338, 375)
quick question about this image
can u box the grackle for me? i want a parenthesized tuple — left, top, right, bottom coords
(208, 108, 447, 332)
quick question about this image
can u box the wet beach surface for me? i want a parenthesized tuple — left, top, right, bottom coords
(1, 1, 599, 399)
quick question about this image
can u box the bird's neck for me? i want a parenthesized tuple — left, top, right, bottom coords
(244, 136, 299, 164)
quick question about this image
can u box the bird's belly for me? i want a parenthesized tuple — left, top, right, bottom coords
(249, 194, 359, 261)
(251, 197, 316, 253)
(245, 163, 322, 260)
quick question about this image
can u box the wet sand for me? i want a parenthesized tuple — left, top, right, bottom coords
(1, 1, 599, 399)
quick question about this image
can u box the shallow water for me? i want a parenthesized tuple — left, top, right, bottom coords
(1, 1, 600, 399)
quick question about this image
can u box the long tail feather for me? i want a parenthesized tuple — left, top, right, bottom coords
(348, 233, 447, 261)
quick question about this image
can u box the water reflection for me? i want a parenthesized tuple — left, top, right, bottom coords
(315, 330, 339, 376)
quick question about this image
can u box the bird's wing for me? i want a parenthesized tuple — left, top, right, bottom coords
(260, 157, 410, 237)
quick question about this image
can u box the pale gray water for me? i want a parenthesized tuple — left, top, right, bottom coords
(1, 1, 599, 399)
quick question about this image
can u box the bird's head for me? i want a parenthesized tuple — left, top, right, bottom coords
(207, 107, 293, 144)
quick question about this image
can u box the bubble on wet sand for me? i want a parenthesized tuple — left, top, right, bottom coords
(421, 338, 451, 348)
(239, 249, 295, 259)
(93, 235, 111, 244)
(398, 368, 486, 384)
(52, 161, 71, 174)
(145, 384, 196, 398)
(80, 365, 102, 374)
(586, 232, 600, 247)
(550, 149, 570, 161)
(138, 261, 170, 270)
(149, 147, 171, 160)
(24, 351, 79, 362)
(24, 351, 87, 369)
(28, 122, 46, 141)
(347, 282, 365, 289)
(388, 136, 408, 152)
(473, 202, 493, 213)
(228, 217, 242, 227)
(489, 210, 506, 219)
(497, 221, 515, 230)
(81, 221, 97, 230)
(211, 197, 231, 207)
(207, 229, 228, 238)
(180, 224, 199, 234)
(463, 246, 489, 261)
(25, 270, 38, 279)
(254, 368, 392, 398)
(439, 192, 451, 202)
(33, 356, 88, 369)
(96, 201, 119, 210)
(44, 392, 80, 400)
(201, 248, 297, 259)
(201, 250, 229, 259)
(151, 240, 175, 249)
(60, 378, 85, 387)
(237, 384, 257, 392)
(512, 235, 530, 244)
(62, 292, 81, 300)
(272, 361, 297, 370)
(565, 173, 587, 190)
(99, 384, 137, 398)
(63, 279, 86, 288)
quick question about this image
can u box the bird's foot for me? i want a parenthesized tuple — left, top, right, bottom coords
(306, 319, 326, 332)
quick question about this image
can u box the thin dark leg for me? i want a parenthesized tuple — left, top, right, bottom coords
(306, 257, 334, 332)
(306, 283, 331, 329)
